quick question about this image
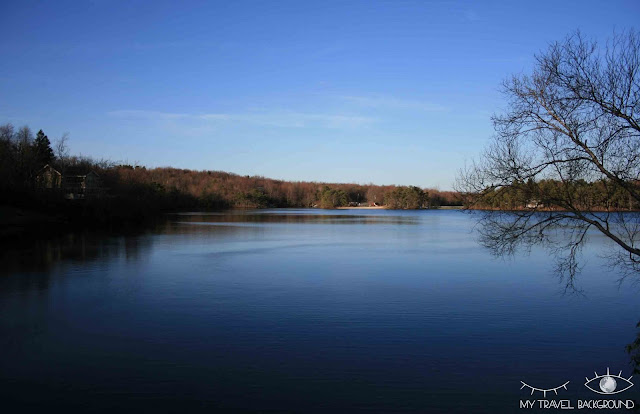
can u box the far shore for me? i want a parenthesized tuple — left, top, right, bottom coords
(336, 206, 463, 210)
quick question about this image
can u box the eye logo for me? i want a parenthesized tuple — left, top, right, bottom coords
(584, 368, 634, 395)
(520, 381, 569, 397)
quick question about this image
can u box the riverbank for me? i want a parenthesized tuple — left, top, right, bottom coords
(336, 206, 462, 210)
(335, 206, 385, 210)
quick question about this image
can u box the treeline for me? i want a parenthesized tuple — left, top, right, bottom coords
(467, 178, 640, 211)
(107, 166, 461, 209)
(0, 123, 462, 223)
(0, 124, 56, 192)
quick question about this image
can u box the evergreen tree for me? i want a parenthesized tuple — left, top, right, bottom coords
(319, 186, 348, 208)
(33, 129, 54, 167)
(384, 186, 426, 209)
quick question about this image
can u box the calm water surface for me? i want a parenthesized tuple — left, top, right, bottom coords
(1, 209, 639, 412)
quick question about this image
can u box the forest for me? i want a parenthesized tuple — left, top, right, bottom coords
(0, 123, 461, 227)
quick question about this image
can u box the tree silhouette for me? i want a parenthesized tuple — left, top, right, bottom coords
(34, 129, 54, 167)
(458, 30, 640, 282)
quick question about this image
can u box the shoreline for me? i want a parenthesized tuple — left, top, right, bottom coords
(335, 206, 463, 210)
(335, 206, 385, 210)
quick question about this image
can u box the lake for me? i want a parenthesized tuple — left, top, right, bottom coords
(1, 209, 639, 412)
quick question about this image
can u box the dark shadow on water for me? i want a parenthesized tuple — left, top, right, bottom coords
(0, 210, 418, 291)
(0, 222, 165, 294)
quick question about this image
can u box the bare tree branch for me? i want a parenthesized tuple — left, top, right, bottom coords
(457, 30, 640, 285)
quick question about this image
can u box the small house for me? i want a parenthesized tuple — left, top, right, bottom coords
(35, 164, 103, 199)
(526, 199, 543, 209)
(35, 164, 62, 189)
(63, 170, 102, 200)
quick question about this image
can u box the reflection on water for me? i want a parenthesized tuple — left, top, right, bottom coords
(1, 209, 639, 413)
(472, 209, 640, 288)
(1, 229, 155, 276)
(173, 210, 421, 226)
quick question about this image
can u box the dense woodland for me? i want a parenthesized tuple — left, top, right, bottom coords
(105, 165, 459, 209)
(0, 124, 461, 226)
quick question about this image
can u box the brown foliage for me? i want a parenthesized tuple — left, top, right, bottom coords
(104, 165, 461, 209)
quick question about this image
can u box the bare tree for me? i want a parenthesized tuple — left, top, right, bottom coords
(0, 123, 14, 143)
(0, 123, 17, 191)
(15, 125, 33, 148)
(13, 125, 36, 186)
(54, 132, 70, 171)
(457, 30, 640, 284)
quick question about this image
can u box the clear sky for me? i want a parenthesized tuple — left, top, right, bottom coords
(1, 1, 638, 189)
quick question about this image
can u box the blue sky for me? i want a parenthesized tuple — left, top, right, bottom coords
(1, 1, 638, 189)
